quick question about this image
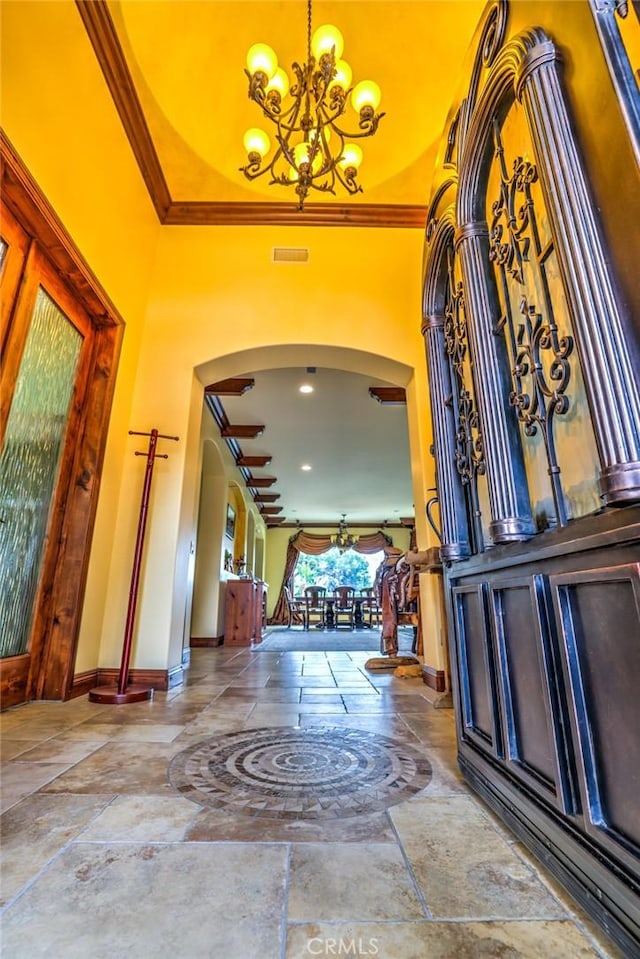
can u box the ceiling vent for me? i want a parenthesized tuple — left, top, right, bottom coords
(272, 247, 309, 264)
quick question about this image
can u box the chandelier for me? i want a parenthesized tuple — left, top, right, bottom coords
(240, 0, 384, 210)
(332, 514, 358, 553)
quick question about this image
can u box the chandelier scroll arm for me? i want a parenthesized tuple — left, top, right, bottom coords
(333, 161, 362, 196)
(329, 110, 386, 141)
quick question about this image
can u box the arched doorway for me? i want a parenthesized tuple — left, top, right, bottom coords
(182, 343, 432, 655)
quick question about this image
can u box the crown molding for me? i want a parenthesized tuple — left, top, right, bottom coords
(164, 201, 428, 229)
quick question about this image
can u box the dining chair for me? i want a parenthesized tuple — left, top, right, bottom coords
(359, 587, 381, 627)
(304, 586, 327, 629)
(284, 586, 305, 628)
(333, 586, 355, 629)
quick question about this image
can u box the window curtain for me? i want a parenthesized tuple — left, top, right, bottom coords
(268, 529, 393, 624)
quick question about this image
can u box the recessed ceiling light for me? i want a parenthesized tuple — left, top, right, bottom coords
(301, 464, 312, 471)
(299, 383, 314, 394)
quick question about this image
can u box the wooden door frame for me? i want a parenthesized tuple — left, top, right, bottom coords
(0, 131, 124, 707)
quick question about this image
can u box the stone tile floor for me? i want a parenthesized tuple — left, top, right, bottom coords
(0, 632, 627, 958)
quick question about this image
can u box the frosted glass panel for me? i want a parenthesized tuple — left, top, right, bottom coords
(0, 288, 82, 658)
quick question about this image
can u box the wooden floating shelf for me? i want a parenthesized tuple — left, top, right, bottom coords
(222, 424, 264, 438)
(205, 377, 255, 396)
(237, 455, 272, 467)
(368, 386, 407, 405)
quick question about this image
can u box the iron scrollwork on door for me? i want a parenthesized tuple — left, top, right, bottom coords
(443, 249, 486, 552)
(488, 151, 536, 285)
(509, 297, 574, 526)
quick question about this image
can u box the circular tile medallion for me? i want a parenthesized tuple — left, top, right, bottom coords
(168, 726, 432, 820)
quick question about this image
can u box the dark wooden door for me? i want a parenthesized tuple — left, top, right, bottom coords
(0, 203, 93, 707)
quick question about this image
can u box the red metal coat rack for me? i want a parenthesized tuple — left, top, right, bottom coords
(89, 428, 179, 704)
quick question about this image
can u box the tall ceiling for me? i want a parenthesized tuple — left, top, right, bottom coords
(80, 0, 486, 223)
(77, 0, 487, 526)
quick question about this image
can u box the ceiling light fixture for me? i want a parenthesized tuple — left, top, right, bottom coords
(332, 513, 358, 553)
(240, 0, 384, 210)
(301, 464, 312, 471)
(299, 383, 314, 394)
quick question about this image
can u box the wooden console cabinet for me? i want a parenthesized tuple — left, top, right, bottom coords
(224, 577, 266, 645)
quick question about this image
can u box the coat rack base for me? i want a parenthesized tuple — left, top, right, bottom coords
(88, 684, 153, 704)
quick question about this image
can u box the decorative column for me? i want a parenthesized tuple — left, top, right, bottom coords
(515, 38, 640, 504)
(423, 313, 471, 560)
(455, 222, 536, 542)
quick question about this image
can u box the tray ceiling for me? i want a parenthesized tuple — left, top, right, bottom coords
(79, 0, 486, 226)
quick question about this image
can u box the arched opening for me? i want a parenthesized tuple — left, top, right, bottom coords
(181, 343, 424, 652)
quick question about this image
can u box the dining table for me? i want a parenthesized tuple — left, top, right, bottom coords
(295, 594, 371, 629)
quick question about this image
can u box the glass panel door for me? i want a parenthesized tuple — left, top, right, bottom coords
(0, 288, 82, 657)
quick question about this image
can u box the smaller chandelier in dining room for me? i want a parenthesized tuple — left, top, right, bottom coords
(332, 514, 358, 553)
(240, 0, 384, 210)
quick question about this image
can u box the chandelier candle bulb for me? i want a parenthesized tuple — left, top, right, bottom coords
(309, 125, 331, 146)
(293, 142, 322, 173)
(246, 43, 278, 79)
(328, 58, 353, 95)
(351, 80, 382, 115)
(311, 23, 344, 60)
(340, 143, 363, 171)
(266, 67, 290, 99)
(293, 142, 312, 168)
(243, 128, 271, 159)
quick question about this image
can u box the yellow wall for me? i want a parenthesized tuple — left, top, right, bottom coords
(105, 227, 428, 675)
(1, 1, 161, 673)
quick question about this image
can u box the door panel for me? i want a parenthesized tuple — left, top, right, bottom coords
(0, 247, 92, 707)
(551, 564, 640, 872)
